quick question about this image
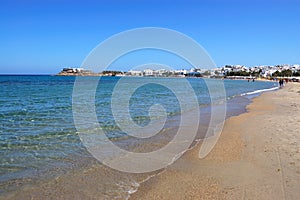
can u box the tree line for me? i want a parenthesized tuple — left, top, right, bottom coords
(225, 69, 300, 77)
(272, 69, 300, 77)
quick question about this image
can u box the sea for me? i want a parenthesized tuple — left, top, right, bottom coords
(0, 75, 278, 199)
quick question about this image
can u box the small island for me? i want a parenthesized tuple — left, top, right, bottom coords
(56, 68, 126, 76)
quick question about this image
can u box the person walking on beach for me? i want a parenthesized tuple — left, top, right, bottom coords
(279, 79, 284, 88)
(285, 78, 289, 84)
(279, 79, 281, 87)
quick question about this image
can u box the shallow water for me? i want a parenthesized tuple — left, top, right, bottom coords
(0, 75, 277, 197)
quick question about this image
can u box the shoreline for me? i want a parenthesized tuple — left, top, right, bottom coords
(0, 89, 252, 200)
(0, 81, 296, 199)
(130, 82, 300, 199)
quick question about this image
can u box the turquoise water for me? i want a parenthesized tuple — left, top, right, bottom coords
(0, 75, 277, 190)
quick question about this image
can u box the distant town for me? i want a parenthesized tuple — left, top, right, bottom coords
(57, 64, 300, 81)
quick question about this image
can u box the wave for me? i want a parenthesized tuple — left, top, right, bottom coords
(240, 86, 279, 96)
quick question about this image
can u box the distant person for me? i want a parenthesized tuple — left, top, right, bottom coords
(278, 79, 281, 87)
(285, 78, 288, 84)
(279, 79, 284, 88)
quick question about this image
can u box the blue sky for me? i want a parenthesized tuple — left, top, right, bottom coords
(0, 0, 299, 74)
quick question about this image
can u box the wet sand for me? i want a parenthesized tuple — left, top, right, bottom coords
(130, 82, 300, 200)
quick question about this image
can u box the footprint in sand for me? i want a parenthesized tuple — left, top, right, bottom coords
(290, 162, 295, 165)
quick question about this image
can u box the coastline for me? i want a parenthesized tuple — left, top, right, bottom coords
(0, 84, 253, 200)
(130, 82, 300, 199)
(0, 80, 298, 199)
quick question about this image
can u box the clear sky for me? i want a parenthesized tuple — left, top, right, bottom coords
(0, 0, 299, 74)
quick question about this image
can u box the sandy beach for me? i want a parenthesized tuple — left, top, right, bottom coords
(130, 82, 300, 200)
(1, 82, 299, 200)
(1, 0, 300, 199)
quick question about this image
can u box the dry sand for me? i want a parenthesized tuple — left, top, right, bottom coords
(130, 82, 300, 200)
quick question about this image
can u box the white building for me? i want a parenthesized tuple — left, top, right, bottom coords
(127, 70, 143, 76)
(143, 68, 154, 76)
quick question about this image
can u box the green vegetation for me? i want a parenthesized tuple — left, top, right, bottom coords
(272, 69, 293, 77)
(202, 71, 211, 76)
(225, 71, 251, 76)
(292, 70, 300, 76)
